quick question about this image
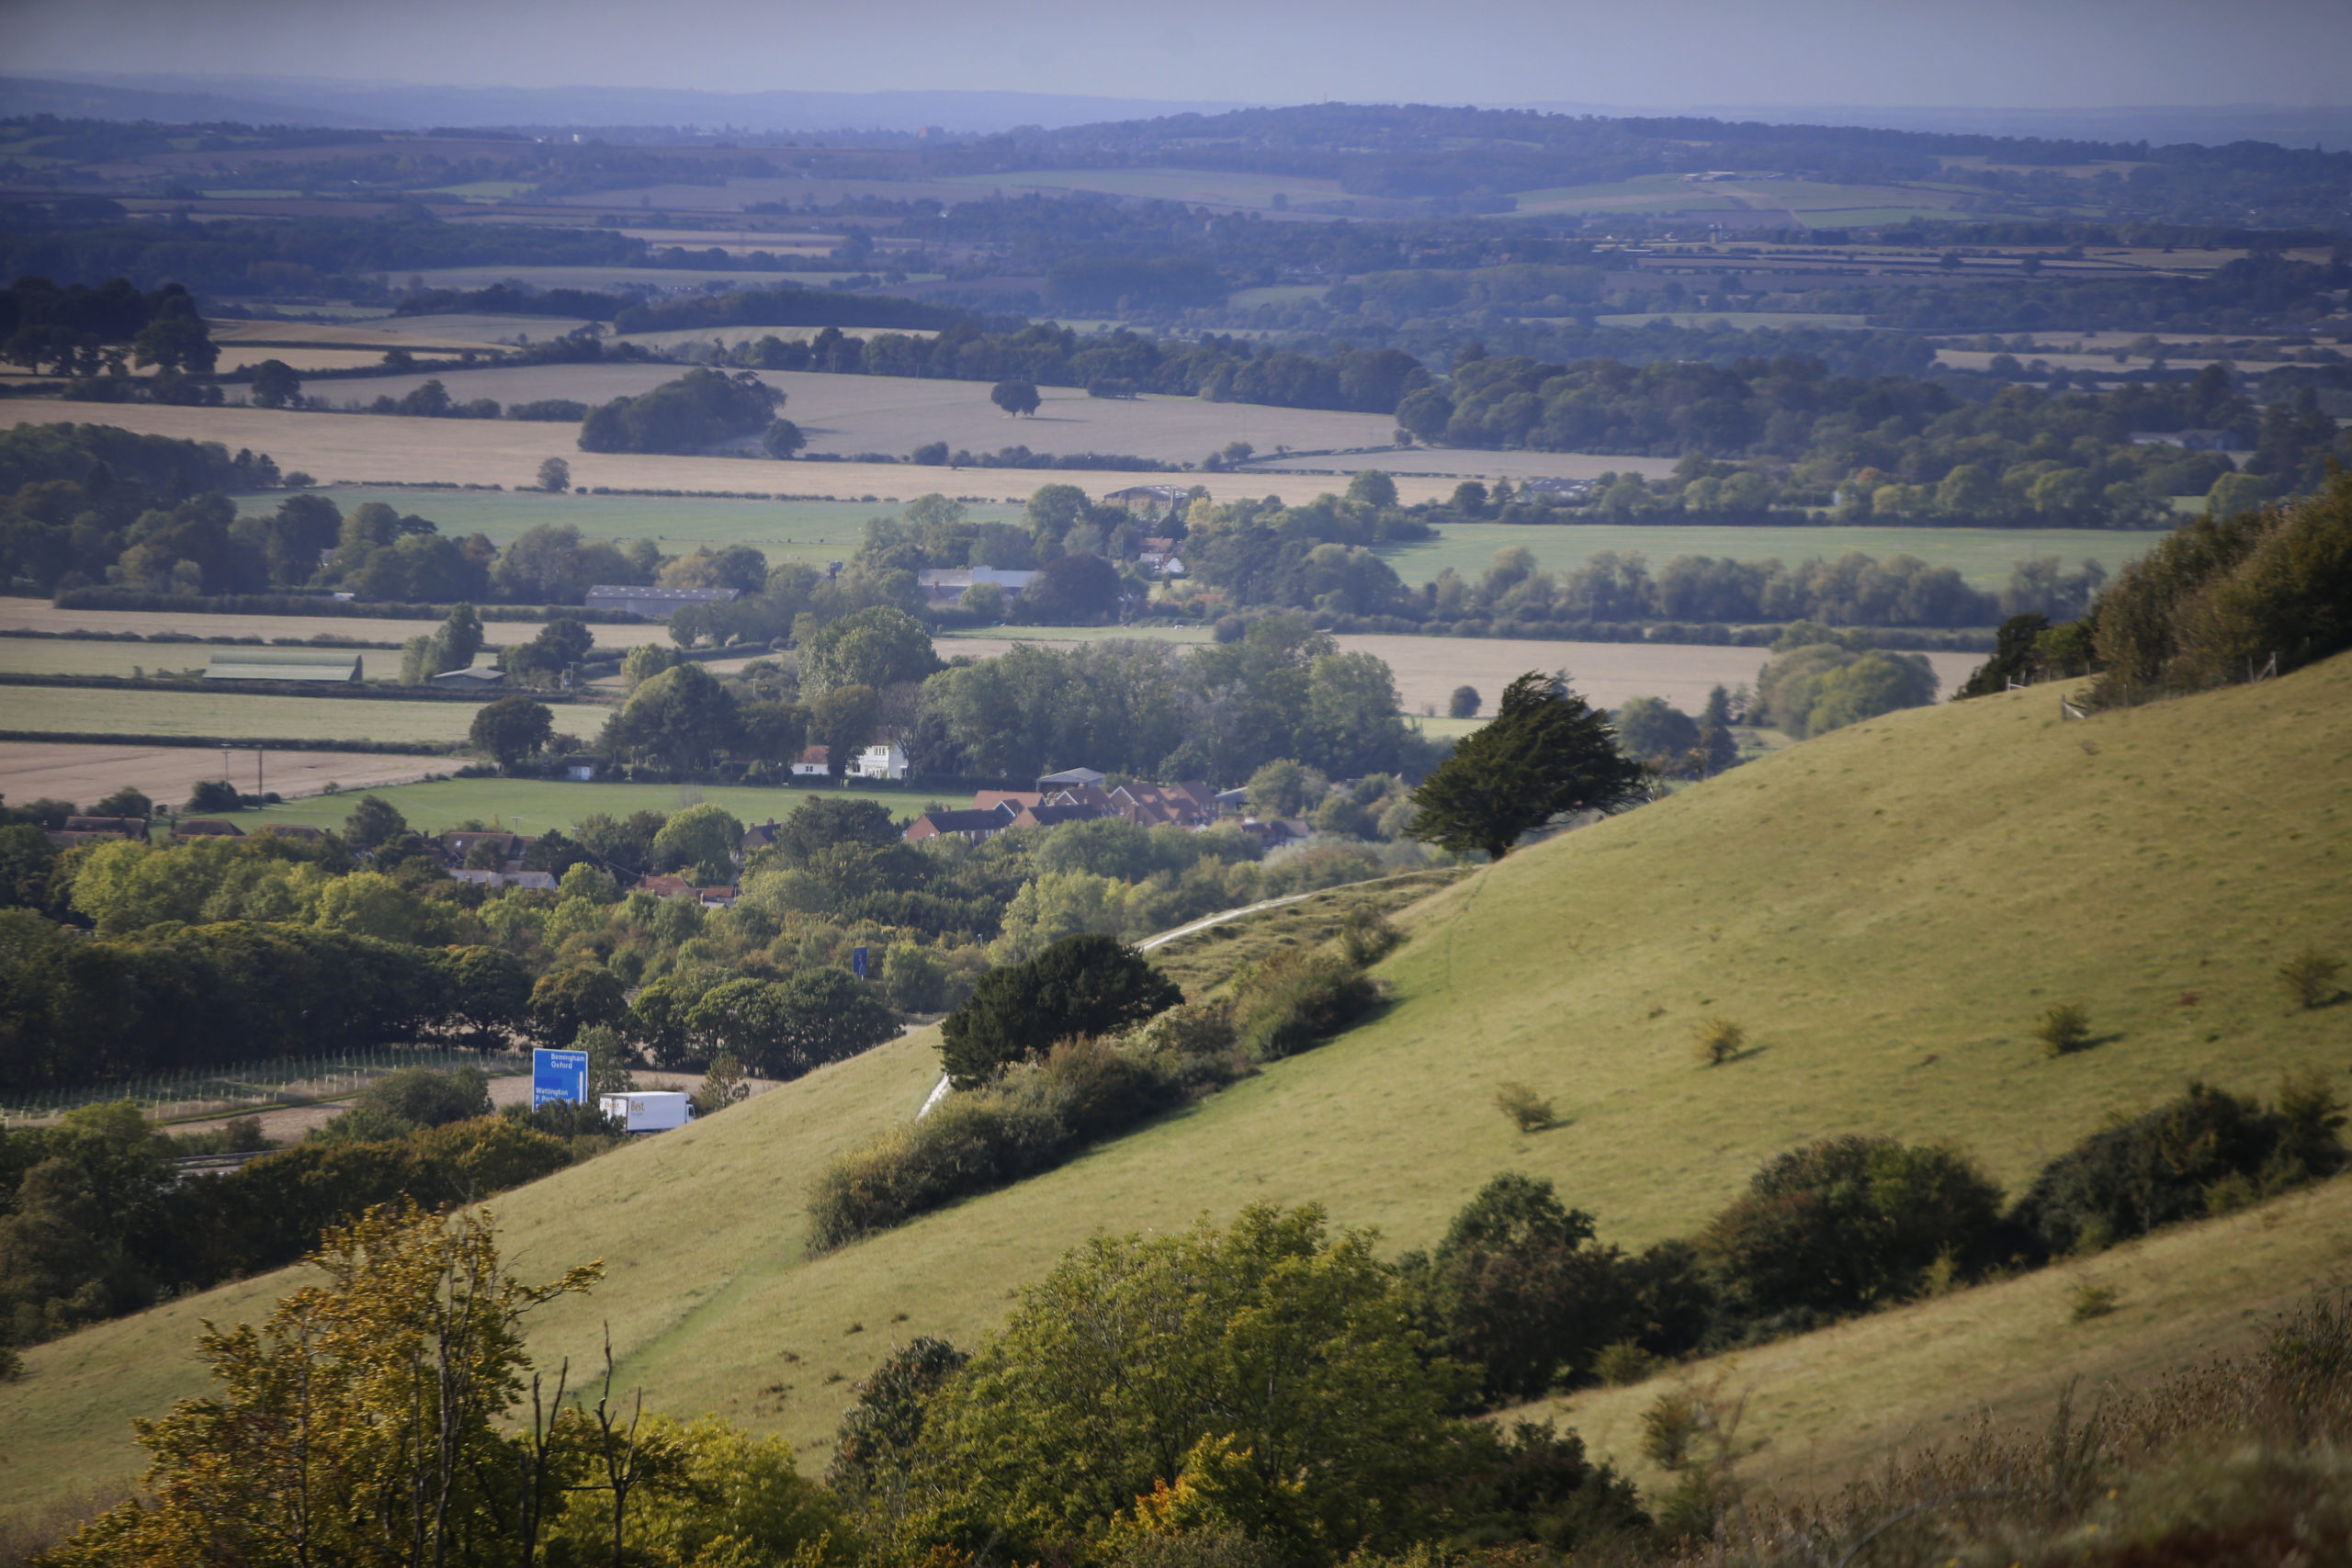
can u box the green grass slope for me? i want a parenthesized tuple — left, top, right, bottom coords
(7, 656, 2349, 1517)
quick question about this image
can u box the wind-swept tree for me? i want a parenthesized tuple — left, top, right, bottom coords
(1408, 671, 1644, 860)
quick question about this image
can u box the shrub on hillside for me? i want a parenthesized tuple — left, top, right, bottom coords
(2032, 1000, 2096, 1056)
(2009, 1077, 2346, 1258)
(2279, 947, 2345, 1009)
(1702, 1136, 2007, 1319)
(1495, 1082, 1556, 1133)
(940, 933, 1182, 1089)
(1694, 1017, 1746, 1066)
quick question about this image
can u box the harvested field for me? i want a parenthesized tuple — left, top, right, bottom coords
(297, 365, 1408, 465)
(0, 639, 229, 679)
(0, 741, 448, 808)
(1250, 449, 1679, 480)
(0, 602, 677, 650)
(5, 404, 1474, 504)
(0, 687, 503, 745)
(209, 319, 525, 354)
(944, 629, 1981, 713)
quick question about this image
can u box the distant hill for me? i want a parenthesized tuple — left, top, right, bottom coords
(6, 652, 2348, 1518)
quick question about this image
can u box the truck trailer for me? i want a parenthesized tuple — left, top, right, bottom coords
(599, 1091, 695, 1134)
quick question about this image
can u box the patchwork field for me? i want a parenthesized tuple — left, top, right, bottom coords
(0, 741, 451, 810)
(1378, 520, 2164, 589)
(0, 687, 511, 745)
(1510, 173, 1973, 223)
(234, 776, 964, 837)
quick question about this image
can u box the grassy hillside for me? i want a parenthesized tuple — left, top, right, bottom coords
(6, 653, 2348, 1518)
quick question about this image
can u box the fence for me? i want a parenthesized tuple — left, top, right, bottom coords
(2, 1045, 531, 1127)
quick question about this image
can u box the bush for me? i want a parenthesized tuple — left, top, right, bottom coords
(1231, 949, 1380, 1060)
(2033, 1000, 2095, 1056)
(1591, 1340, 1658, 1386)
(2010, 1079, 2346, 1258)
(1495, 1081, 1556, 1133)
(2279, 947, 2345, 1009)
(1694, 1017, 1745, 1066)
(939, 932, 1182, 1089)
(2069, 1281, 2120, 1322)
(1702, 1136, 2007, 1318)
(314, 1066, 491, 1144)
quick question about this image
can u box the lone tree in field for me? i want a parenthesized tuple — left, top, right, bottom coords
(990, 379, 1042, 417)
(248, 358, 302, 410)
(536, 456, 571, 492)
(469, 695, 555, 772)
(940, 932, 1181, 1089)
(1408, 671, 1645, 861)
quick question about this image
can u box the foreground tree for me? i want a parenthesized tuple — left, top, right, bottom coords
(41, 1203, 599, 1568)
(1408, 671, 1644, 860)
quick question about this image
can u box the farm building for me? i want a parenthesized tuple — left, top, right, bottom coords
(1103, 484, 1191, 520)
(205, 649, 361, 682)
(915, 567, 1037, 608)
(432, 665, 505, 687)
(583, 585, 740, 619)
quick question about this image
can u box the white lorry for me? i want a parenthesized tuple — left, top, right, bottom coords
(599, 1091, 695, 1134)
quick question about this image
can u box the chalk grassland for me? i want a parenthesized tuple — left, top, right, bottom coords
(1536, 1179, 2352, 1499)
(1378, 520, 2163, 590)
(238, 777, 966, 837)
(7, 657, 2348, 1515)
(5, 402, 1480, 504)
(293, 365, 1410, 466)
(936, 628, 1979, 712)
(0, 687, 507, 745)
(0, 603, 679, 651)
(232, 489, 1025, 566)
(0, 741, 451, 810)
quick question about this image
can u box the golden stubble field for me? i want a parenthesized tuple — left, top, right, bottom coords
(0, 741, 449, 807)
(9, 401, 1466, 503)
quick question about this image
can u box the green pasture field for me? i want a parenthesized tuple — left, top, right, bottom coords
(1377, 520, 2167, 589)
(1, 687, 499, 745)
(9, 654, 2349, 1516)
(0, 639, 232, 679)
(235, 490, 1024, 567)
(236, 776, 965, 838)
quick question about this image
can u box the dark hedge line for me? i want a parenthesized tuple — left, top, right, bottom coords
(51, 588, 653, 623)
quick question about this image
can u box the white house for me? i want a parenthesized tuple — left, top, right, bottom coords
(851, 739, 910, 781)
(790, 744, 831, 777)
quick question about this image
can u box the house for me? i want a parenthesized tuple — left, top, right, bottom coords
(790, 745, 831, 777)
(1214, 787, 1250, 815)
(1518, 477, 1595, 502)
(1107, 780, 1216, 827)
(174, 818, 246, 838)
(904, 804, 1020, 845)
(637, 874, 696, 898)
(582, 585, 741, 620)
(1003, 801, 1114, 831)
(1037, 767, 1106, 793)
(916, 567, 1038, 608)
(205, 649, 361, 682)
(440, 830, 532, 871)
(432, 665, 505, 688)
(559, 755, 600, 782)
(851, 735, 910, 781)
(971, 789, 1042, 815)
(450, 868, 558, 891)
(739, 818, 783, 854)
(696, 886, 740, 908)
(1103, 484, 1191, 520)
(1136, 540, 1186, 576)
(2129, 430, 2237, 452)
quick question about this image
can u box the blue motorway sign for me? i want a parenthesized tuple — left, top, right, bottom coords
(533, 1047, 588, 1107)
(853, 945, 869, 979)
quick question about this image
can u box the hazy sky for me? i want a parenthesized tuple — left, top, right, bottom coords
(10, 0, 2352, 109)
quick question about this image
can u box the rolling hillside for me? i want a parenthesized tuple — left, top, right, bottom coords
(6, 653, 2349, 1518)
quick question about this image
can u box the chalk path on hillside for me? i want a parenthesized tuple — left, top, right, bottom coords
(912, 888, 1331, 1120)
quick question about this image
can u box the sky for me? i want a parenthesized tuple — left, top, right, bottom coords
(8, 0, 2352, 111)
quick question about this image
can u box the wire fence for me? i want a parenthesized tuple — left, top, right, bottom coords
(2, 1045, 533, 1127)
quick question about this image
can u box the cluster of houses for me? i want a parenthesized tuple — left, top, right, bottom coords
(902, 767, 1310, 850)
